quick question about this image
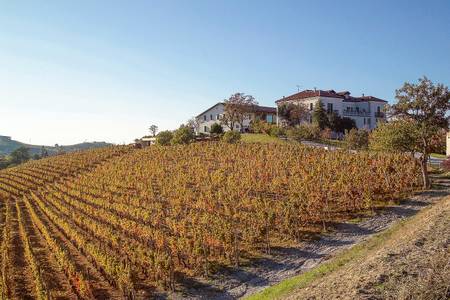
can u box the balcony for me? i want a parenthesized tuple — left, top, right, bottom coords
(342, 110, 370, 117)
(375, 111, 385, 118)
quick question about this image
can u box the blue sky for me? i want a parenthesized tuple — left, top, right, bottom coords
(1, 0, 449, 145)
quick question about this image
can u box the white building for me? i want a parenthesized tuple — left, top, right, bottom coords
(446, 132, 450, 157)
(275, 89, 387, 130)
(196, 102, 277, 134)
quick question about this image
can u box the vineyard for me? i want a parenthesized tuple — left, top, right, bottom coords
(0, 143, 421, 299)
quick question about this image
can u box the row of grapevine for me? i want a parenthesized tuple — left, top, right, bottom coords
(0, 142, 421, 297)
(15, 200, 48, 300)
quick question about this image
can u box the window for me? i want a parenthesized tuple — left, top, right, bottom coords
(203, 115, 206, 121)
(310, 103, 314, 111)
(327, 103, 333, 113)
(266, 114, 273, 123)
(204, 126, 208, 132)
(216, 114, 220, 120)
(367, 118, 371, 125)
(363, 118, 366, 125)
(210, 114, 213, 121)
(377, 106, 381, 113)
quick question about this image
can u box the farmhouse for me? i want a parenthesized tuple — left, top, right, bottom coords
(276, 89, 387, 129)
(196, 102, 277, 134)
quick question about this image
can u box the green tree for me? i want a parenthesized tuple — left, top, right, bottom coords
(10, 146, 30, 164)
(328, 112, 356, 133)
(278, 103, 308, 127)
(312, 100, 329, 130)
(390, 76, 450, 188)
(171, 126, 194, 145)
(156, 130, 174, 146)
(210, 123, 224, 136)
(369, 120, 419, 154)
(149, 124, 158, 137)
(40, 146, 49, 158)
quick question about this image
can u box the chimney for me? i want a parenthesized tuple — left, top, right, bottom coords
(362, 93, 365, 97)
(314, 87, 317, 92)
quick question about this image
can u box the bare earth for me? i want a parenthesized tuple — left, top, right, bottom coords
(285, 188, 450, 299)
(169, 178, 450, 299)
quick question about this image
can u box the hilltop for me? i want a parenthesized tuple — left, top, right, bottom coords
(0, 135, 112, 156)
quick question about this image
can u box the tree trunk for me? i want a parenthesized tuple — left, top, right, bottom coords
(420, 156, 430, 189)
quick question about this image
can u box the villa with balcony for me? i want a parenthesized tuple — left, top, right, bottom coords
(275, 89, 387, 130)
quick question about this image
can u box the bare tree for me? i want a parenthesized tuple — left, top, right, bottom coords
(221, 93, 258, 131)
(186, 117, 201, 134)
(149, 125, 158, 137)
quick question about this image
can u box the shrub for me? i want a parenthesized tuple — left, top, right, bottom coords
(286, 124, 320, 141)
(344, 128, 369, 150)
(156, 131, 173, 146)
(210, 123, 224, 136)
(269, 126, 285, 137)
(441, 158, 450, 171)
(171, 126, 194, 145)
(222, 131, 241, 143)
(320, 128, 333, 140)
(250, 120, 271, 134)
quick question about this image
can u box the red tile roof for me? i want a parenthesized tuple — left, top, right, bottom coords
(276, 90, 344, 103)
(276, 89, 387, 103)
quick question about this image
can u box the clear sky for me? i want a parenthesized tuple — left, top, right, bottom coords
(1, 0, 449, 145)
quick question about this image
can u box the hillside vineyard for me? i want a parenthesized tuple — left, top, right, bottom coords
(0, 144, 421, 299)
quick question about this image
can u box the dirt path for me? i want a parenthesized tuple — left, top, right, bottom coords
(171, 178, 450, 299)
(284, 192, 450, 299)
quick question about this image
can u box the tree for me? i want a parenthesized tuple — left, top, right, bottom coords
(278, 103, 308, 127)
(40, 146, 49, 158)
(369, 120, 419, 154)
(312, 100, 329, 130)
(171, 125, 194, 145)
(149, 125, 158, 137)
(390, 76, 450, 188)
(186, 117, 201, 134)
(210, 123, 224, 136)
(156, 130, 173, 146)
(221, 93, 258, 131)
(328, 112, 356, 133)
(10, 146, 30, 164)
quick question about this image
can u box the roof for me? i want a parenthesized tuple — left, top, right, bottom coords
(196, 102, 224, 118)
(276, 90, 344, 103)
(196, 102, 276, 118)
(254, 105, 277, 113)
(276, 89, 387, 104)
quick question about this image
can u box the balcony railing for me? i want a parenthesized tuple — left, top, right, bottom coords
(342, 110, 370, 117)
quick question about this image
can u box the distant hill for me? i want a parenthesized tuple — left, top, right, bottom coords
(0, 135, 112, 156)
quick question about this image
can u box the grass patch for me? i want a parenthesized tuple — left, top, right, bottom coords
(318, 138, 345, 148)
(241, 134, 287, 144)
(244, 219, 410, 300)
(430, 153, 447, 159)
